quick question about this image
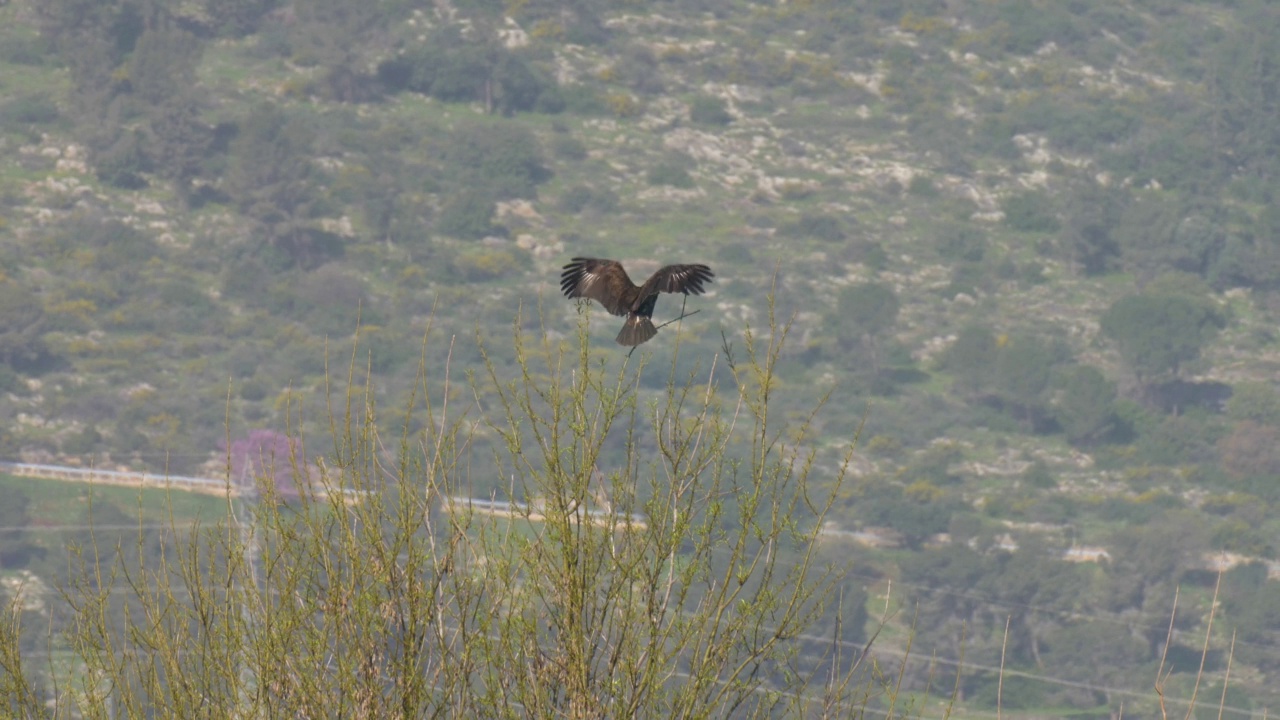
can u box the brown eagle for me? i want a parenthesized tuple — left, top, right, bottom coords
(560, 257, 714, 346)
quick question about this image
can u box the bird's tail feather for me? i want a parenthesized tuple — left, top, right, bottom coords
(616, 315, 657, 346)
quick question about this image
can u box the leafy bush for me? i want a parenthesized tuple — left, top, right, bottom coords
(239, 377, 270, 401)
(717, 243, 754, 265)
(0, 33, 50, 65)
(689, 94, 732, 125)
(604, 91, 644, 118)
(451, 246, 525, 281)
(907, 174, 939, 197)
(297, 264, 375, 336)
(0, 362, 18, 393)
(1226, 381, 1280, 425)
(1052, 364, 1117, 444)
(1100, 291, 1225, 383)
(550, 133, 588, 161)
(560, 85, 607, 115)
(0, 280, 49, 368)
(778, 212, 845, 242)
(225, 103, 318, 260)
(129, 27, 203, 108)
(645, 159, 694, 188)
(353, 325, 415, 373)
(379, 31, 560, 114)
(62, 426, 103, 455)
(0, 95, 59, 124)
(92, 130, 150, 189)
(436, 190, 502, 239)
(557, 184, 618, 214)
(834, 282, 899, 348)
(936, 221, 985, 262)
(438, 122, 549, 200)
(204, 0, 280, 37)
(1002, 190, 1060, 233)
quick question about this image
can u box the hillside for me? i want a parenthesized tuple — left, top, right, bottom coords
(2, 0, 1280, 713)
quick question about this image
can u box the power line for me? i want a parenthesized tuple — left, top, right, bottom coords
(0, 523, 200, 533)
(841, 637, 1262, 718)
(842, 568, 1280, 655)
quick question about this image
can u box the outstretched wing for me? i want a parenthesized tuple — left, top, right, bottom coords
(560, 257, 636, 317)
(639, 264, 715, 299)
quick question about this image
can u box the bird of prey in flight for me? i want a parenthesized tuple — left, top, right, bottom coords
(560, 257, 714, 346)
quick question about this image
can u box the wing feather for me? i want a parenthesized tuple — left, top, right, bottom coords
(560, 257, 635, 317)
(639, 264, 715, 298)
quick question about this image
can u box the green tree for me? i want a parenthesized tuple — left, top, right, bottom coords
(1059, 179, 1124, 275)
(645, 153, 696, 189)
(147, 96, 213, 206)
(835, 282, 899, 346)
(129, 26, 203, 109)
(437, 121, 549, 200)
(1052, 364, 1117, 444)
(35, 0, 143, 56)
(0, 281, 47, 369)
(1104, 510, 1208, 613)
(1040, 621, 1147, 685)
(57, 27, 137, 185)
(833, 282, 900, 376)
(1225, 380, 1280, 425)
(983, 540, 1088, 670)
(1115, 193, 1230, 284)
(226, 102, 324, 267)
(779, 212, 845, 242)
(1221, 563, 1280, 673)
(203, 0, 278, 36)
(1207, 4, 1280, 184)
(991, 334, 1056, 427)
(1136, 413, 1218, 466)
(945, 324, 998, 397)
(1218, 420, 1280, 479)
(436, 189, 501, 239)
(289, 0, 382, 100)
(1100, 291, 1224, 386)
(898, 544, 993, 658)
(1002, 190, 1060, 233)
(379, 29, 558, 114)
(689, 94, 732, 125)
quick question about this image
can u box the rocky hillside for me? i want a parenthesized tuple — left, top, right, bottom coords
(3, 0, 1280, 712)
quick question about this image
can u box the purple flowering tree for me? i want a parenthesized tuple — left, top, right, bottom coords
(224, 429, 306, 497)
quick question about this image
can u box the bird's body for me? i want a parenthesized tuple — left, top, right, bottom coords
(560, 257, 714, 345)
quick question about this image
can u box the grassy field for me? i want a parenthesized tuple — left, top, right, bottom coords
(0, 472, 231, 529)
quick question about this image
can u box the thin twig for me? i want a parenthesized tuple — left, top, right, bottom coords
(719, 328, 736, 371)
(1187, 573, 1223, 720)
(1217, 630, 1236, 720)
(1155, 585, 1180, 719)
(998, 614, 1011, 720)
(653, 308, 700, 334)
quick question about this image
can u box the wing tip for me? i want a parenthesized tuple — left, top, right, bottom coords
(560, 258, 590, 297)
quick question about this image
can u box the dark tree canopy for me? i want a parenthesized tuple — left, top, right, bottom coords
(945, 324, 999, 397)
(226, 102, 326, 266)
(0, 281, 48, 368)
(438, 121, 549, 200)
(991, 334, 1055, 421)
(1052, 365, 1117, 445)
(835, 282, 899, 348)
(1100, 291, 1224, 384)
(1059, 179, 1124, 275)
(129, 27, 203, 108)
